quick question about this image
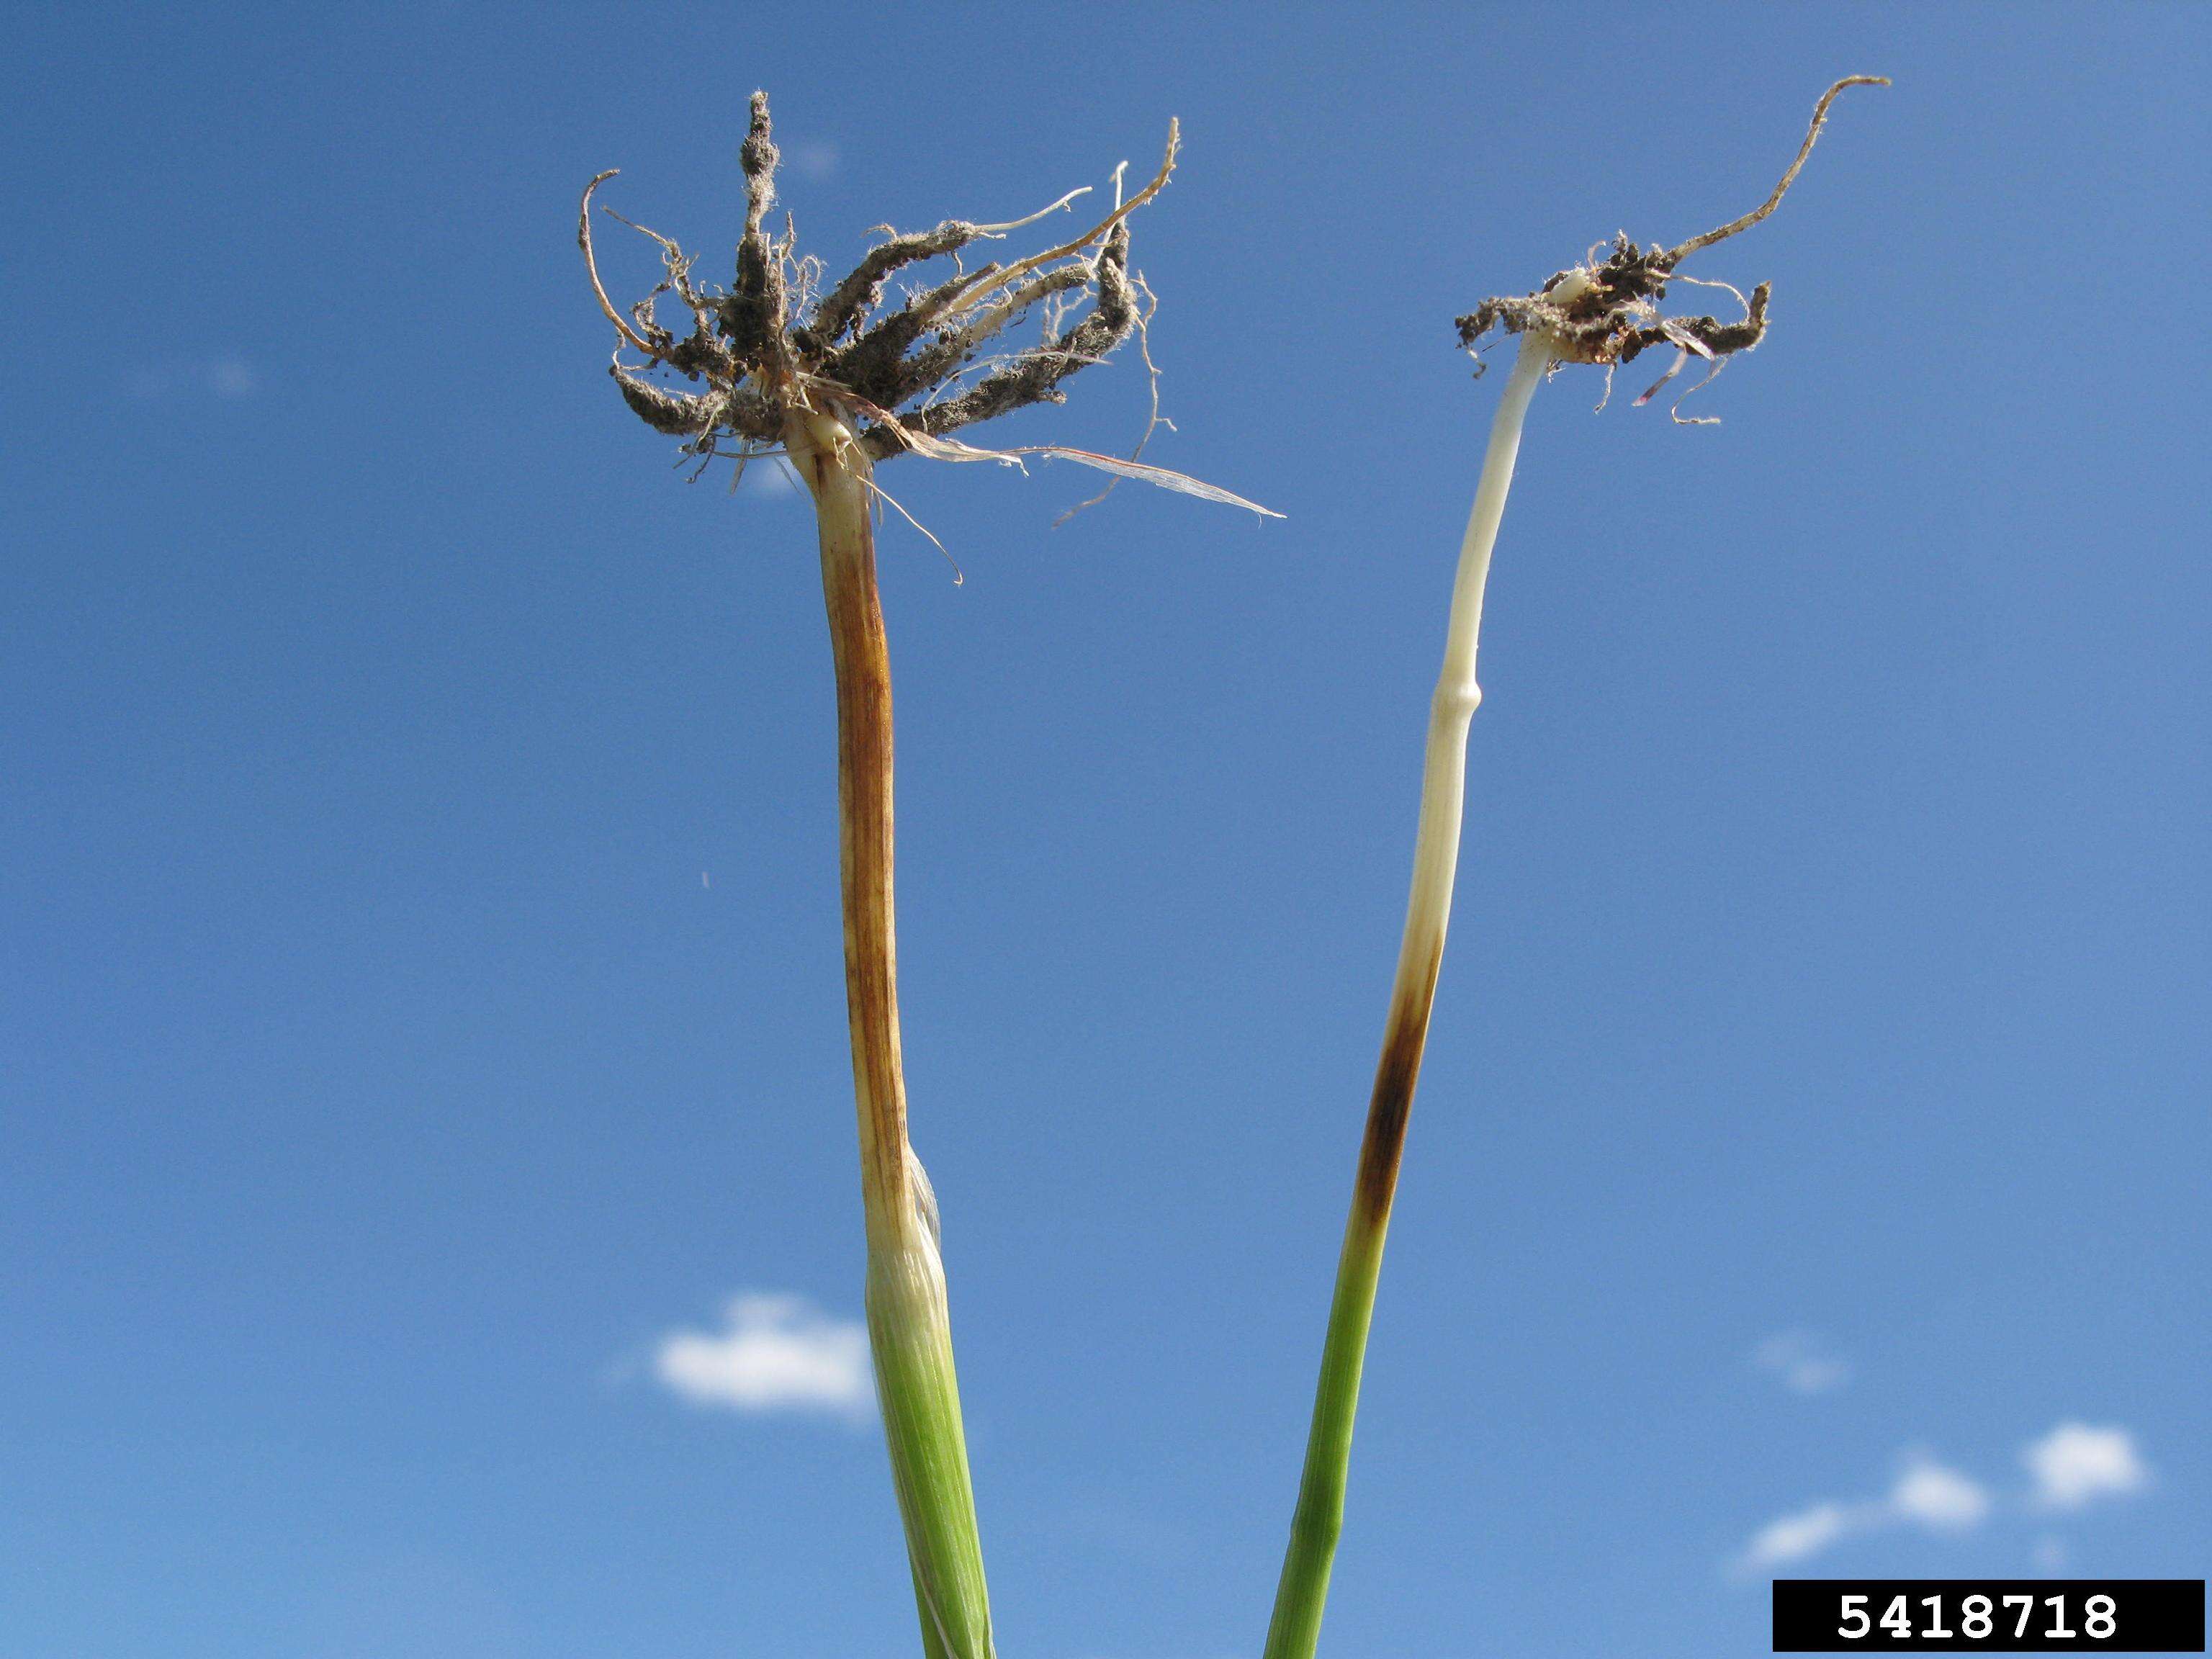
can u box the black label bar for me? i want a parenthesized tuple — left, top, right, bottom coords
(1773, 1580, 2206, 1653)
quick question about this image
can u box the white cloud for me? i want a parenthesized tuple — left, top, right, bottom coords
(1743, 1501, 1859, 1569)
(2023, 1423, 2148, 1511)
(1889, 1457, 1991, 1529)
(1734, 1455, 1988, 1574)
(1754, 1331, 1851, 1395)
(1734, 1424, 2153, 1580)
(652, 1293, 872, 1420)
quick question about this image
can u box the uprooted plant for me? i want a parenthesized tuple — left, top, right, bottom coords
(582, 92, 1266, 1659)
(1260, 76, 1889, 1659)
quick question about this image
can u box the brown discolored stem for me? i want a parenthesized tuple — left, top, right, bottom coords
(1351, 945, 1445, 1227)
(788, 401, 994, 1659)
(790, 403, 914, 1244)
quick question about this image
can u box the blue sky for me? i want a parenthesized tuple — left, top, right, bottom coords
(3, 5, 2206, 1657)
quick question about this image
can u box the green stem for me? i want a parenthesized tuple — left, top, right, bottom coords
(1262, 337, 1547, 1659)
(789, 403, 995, 1659)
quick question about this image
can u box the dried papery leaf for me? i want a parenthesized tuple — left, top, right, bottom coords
(895, 428, 1282, 518)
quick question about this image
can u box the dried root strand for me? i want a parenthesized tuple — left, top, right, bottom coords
(806, 220, 992, 348)
(614, 370, 720, 436)
(1664, 75, 1890, 266)
(579, 171, 660, 358)
(899, 223, 1138, 442)
(723, 91, 793, 387)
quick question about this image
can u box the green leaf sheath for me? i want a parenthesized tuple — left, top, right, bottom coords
(871, 1244, 995, 1659)
(1263, 1218, 1389, 1659)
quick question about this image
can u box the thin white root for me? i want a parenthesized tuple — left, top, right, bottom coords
(930, 121, 1179, 323)
(866, 475, 966, 585)
(971, 186, 1093, 238)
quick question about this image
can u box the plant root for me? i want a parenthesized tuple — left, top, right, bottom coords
(1455, 76, 1887, 417)
(583, 91, 1243, 507)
